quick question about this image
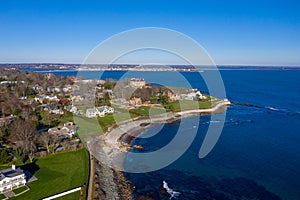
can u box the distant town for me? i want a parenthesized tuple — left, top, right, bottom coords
(0, 63, 299, 72)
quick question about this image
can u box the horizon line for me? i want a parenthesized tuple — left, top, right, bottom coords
(0, 63, 300, 68)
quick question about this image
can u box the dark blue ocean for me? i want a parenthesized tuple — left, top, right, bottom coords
(25, 69, 300, 200)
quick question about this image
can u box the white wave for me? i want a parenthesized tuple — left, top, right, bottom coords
(265, 106, 280, 111)
(163, 181, 181, 199)
(210, 120, 222, 123)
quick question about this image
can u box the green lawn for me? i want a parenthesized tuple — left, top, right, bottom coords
(98, 112, 138, 131)
(166, 100, 200, 112)
(74, 116, 104, 140)
(166, 98, 220, 112)
(13, 186, 28, 195)
(129, 106, 166, 116)
(0, 165, 10, 170)
(11, 148, 88, 200)
(75, 97, 218, 138)
(55, 190, 81, 200)
(0, 194, 5, 200)
(98, 106, 167, 131)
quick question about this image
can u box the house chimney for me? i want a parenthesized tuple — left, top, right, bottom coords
(12, 164, 16, 170)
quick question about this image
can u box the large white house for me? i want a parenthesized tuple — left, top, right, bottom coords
(129, 78, 146, 88)
(48, 121, 77, 137)
(86, 106, 114, 118)
(0, 165, 26, 193)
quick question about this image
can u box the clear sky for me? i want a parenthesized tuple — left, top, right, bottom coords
(0, 0, 300, 65)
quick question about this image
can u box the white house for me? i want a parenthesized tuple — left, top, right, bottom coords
(97, 106, 114, 117)
(182, 89, 207, 100)
(86, 108, 98, 118)
(129, 78, 146, 88)
(48, 122, 77, 137)
(64, 105, 78, 114)
(49, 108, 64, 115)
(0, 165, 26, 193)
(86, 106, 114, 118)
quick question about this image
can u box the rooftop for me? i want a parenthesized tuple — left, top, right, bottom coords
(0, 167, 25, 181)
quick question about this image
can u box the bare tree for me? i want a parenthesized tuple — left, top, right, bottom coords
(40, 133, 60, 154)
(28, 147, 36, 163)
(10, 118, 38, 160)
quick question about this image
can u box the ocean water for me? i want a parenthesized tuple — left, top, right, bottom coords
(125, 70, 300, 200)
(27, 69, 300, 199)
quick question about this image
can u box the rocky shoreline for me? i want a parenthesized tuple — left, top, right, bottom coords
(93, 158, 134, 200)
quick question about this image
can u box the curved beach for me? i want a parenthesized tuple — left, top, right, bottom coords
(92, 99, 231, 169)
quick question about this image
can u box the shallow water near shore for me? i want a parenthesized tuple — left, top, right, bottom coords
(27, 69, 300, 199)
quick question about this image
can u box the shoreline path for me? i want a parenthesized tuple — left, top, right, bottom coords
(86, 99, 231, 199)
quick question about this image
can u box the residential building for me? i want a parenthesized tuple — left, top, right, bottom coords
(64, 105, 78, 113)
(49, 108, 64, 115)
(86, 108, 98, 118)
(129, 97, 142, 107)
(48, 122, 77, 137)
(111, 98, 128, 109)
(86, 106, 114, 118)
(0, 165, 26, 193)
(129, 78, 146, 88)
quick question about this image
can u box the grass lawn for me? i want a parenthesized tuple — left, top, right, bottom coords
(166, 98, 220, 112)
(129, 106, 166, 116)
(0, 194, 5, 200)
(75, 116, 104, 137)
(98, 112, 138, 131)
(0, 165, 10, 170)
(166, 100, 200, 112)
(11, 148, 88, 200)
(55, 190, 80, 200)
(198, 101, 213, 109)
(13, 186, 28, 195)
(96, 106, 166, 131)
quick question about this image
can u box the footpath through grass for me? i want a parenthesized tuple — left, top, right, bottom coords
(11, 148, 88, 200)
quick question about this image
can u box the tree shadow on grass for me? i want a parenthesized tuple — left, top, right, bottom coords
(20, 160, 40, 176)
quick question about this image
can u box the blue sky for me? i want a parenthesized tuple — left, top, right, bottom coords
(0, 0, 299, 65)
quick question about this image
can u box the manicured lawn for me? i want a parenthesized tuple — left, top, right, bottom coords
(167, 100, 200, 112)
(98, 112, 138, 131)
(198, 101, 213, 109)
(55, 190, 80, 200)
(13, 186, 28, 195)
(11, 148, 88, 200)
(0, 194, 5, 200)
(167, 98, 218, 112)
(129, 106, 166, 116)
(0, 165, 10, 170)
(75, 116, 104, 138)
(98, 106, 169, 131)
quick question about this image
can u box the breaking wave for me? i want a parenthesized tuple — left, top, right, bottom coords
(163, 181, 181, 199)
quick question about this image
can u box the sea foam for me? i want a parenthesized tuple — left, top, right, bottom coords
(163, 181, 181, 199)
